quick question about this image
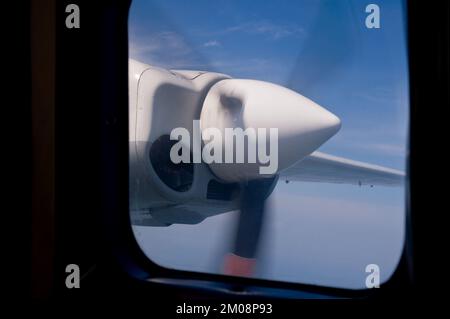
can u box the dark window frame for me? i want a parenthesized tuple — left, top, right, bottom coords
(112, 0, 412, 299)
(51, 0, 450, 301)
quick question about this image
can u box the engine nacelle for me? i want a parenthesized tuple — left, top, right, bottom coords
(128, 59, 340, 226)
(129, 59, 239, 226)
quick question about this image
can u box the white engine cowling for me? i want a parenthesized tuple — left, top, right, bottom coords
(128, 59, 341, 225)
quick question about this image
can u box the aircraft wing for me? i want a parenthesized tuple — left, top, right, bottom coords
(279, 151, 405, 186)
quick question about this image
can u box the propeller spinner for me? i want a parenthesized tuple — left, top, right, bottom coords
(200, 79, 341, 183)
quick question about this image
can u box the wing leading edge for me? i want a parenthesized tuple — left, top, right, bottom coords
(279, 151, 405, 187)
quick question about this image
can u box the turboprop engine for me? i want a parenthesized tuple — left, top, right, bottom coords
(129, 59, 340, 230)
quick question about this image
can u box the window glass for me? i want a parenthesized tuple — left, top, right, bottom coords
(129, 0, 408, 289)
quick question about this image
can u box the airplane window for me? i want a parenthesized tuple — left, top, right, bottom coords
(129, 0, 408, 289)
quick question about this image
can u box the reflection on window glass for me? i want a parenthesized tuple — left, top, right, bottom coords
(129, 0, 408, 289)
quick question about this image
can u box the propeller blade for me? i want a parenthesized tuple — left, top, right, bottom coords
(224, 176, 278, 277)
(286, 0, 361, 93)
(129, 2, 214, 71)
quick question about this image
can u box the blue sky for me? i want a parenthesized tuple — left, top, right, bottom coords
(129, 0, 408, 289)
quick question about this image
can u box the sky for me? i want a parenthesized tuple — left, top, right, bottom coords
(129, 0, 408, 289)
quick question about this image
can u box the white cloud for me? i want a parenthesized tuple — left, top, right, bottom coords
(129, 31, 191, 57)
(129, 31, 210, 69)
(227, 21, 305, 39)
(203, 40, 221, 48)
(195, 20, 306, 40)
